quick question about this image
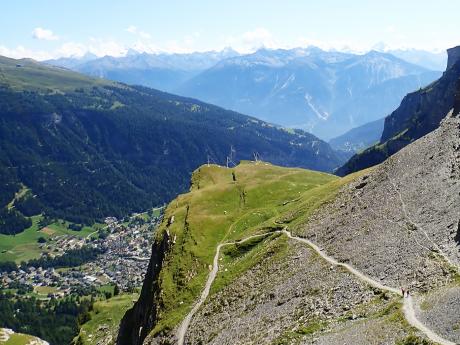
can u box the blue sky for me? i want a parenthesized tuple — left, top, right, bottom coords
(1, 0, 459, 59)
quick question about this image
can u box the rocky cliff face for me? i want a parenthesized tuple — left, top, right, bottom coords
(117, 230, 171, 345)
(336, 45, 460, 176)
(447, 46, 460, 70)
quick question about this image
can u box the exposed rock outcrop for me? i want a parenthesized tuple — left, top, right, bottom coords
(447, 46, 460, 70)
(182, 238, 403, 345)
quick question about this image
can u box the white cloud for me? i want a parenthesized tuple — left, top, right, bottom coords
(87, 37, 127, 57)
(0, 38, 128, 60)
(32, 27, 59, 41)
(54, 42, 88, 57)
(0, 25, 454, 61)
(126, 25, 137, 34)
(385, 25, 396, 34)
(130, 40, 161, 54)
(294, 37, 371, 54)
(224, 28, 278, 53)
(126, 25, 151, 39)
(0, 45, 53, 60)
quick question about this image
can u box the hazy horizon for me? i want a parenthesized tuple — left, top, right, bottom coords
(1, 0, 458, 60)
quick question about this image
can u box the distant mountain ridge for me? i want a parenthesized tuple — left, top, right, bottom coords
(385, 48, 447, 71)
(337, 45, 460, 176)
(45, 49, 240, 92)
(47, 47, 443, 140)
(176, 48, 441, 139)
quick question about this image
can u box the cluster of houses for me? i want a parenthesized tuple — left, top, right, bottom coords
(0, 212, 162, 298)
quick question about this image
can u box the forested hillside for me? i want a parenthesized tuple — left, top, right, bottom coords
(0, 56, 342, 232)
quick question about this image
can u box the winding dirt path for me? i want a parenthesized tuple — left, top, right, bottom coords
(176, 229, 456, 345)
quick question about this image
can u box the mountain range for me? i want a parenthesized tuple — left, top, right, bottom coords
(46, 47, 443, 140)
(383, 48, 447, 71)
(46, 48, 239, 92)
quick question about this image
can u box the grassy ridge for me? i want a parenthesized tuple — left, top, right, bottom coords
(0, 56, 113, 92)
(147, 161, 367, 335)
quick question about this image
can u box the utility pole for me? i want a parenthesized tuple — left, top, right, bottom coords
(227, 145, 236, 168)
(253, 152, 261, 164)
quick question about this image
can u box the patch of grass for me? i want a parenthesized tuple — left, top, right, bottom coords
(375, 300, 401, 318)
(97, 284, 115, 296)
(212, 233, 287, 294)
(419, 298, 432, 311)
(272, 319, 327, 345)
(34, 285, 58, 295)
(0, 56, 114, 92)
(0, 215, 103, 263)
(46, 220, 102, 238)
(0, 215, 44, 263)
(396, 334, 433, 345)
(296, 320, 326, 335)
(6, 184, 29, 210)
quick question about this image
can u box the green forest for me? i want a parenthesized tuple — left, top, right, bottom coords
(0, 292, 93, 344)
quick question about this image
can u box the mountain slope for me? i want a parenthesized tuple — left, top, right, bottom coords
(329, 117, 385, 155)
(388, 48, 447, 71)
(118, 108, 460, 344)
(337, 45, 460, 176)
(175, 48, 440, 139)
(0, 55, 342, 229)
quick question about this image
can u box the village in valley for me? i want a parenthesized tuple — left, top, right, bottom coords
(0, 210, 162, 299)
